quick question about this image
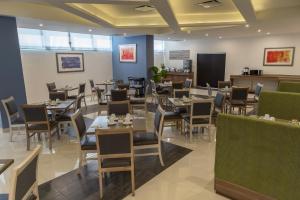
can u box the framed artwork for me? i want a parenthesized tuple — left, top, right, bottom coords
(263, 47, 295, 66)
(119, 44, 136, 62)
(56, 53, 84, 73)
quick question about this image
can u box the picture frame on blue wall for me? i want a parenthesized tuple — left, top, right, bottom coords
(56, 53, 85, 73)
(119, 44, 137, 63)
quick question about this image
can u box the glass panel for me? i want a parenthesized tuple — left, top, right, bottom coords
(18, 28, 44, 49)
(70, 33, 93, 50)
(43, 30, 70, 49)
(154, 40, 164, 52)
(92, 35, 112, 51)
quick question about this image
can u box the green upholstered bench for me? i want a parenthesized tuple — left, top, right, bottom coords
(215, 114, 300, 200)
(277, 81, 300, 93)
(257, 91, 300, 121)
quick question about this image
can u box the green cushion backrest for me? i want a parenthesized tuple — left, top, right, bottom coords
(257, 91, 300, 121)
(216, 114, 300, 200)
(278, 81, 300, 93)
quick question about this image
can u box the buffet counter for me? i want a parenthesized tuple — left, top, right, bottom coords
(164, 72, 194, 83)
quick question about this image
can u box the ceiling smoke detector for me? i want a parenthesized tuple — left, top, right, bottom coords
(198, 0, 222, 8)
(135, 5, 155, 12)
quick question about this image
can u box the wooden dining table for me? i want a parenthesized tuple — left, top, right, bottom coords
(87, 116, 150, 134)
(96, 81, 114, 92)
(0, 159, 14, 175)
(46, 99, 75, 111)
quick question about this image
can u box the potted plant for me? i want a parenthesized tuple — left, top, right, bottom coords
(151, 66, 167, 83)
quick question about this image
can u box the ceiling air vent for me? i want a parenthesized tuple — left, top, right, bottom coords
(198, 0, 222, 8)
(135, 5, 155, 12)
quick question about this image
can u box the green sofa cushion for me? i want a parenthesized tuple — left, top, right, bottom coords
(278, 81, 300, 93)
(216, 114, 300, 200)
(257, 91, 300, 121)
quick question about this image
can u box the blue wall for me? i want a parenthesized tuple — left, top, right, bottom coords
(0, 16, 27, 128)
(112, 35, 154, 82)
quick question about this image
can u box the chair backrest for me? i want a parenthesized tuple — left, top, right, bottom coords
(108, 100, 130, 116)
(89, 79, 95, 88)
(184, 79, 193, 89)
(150, 80, 157, 94)
(231, 87, 249, 101)
(172, 82, 183, 89)
(9, 145, 42, 200)
(1, 96, 19, 124)
(173, 89, 190, 98)
(111, 89, 128, 101)
(117, 83, 130, 90)
(218, 81, 231, 89)
(214, 92, 225, 110)
(49, 91, 66, 101)
(22, 104, 48, 125)
(95, 128, 133, 160)
(75, 95, 83, 110)
(95, 87, 103, 104)
(191, 99, 214, 123)
(71, 110, 87, 139)
(46, 82, 56, 92)
(254, 83, 263, 98)
(154, 105, 165, 137)
(78, 83, 86, 95)
(206, 83, 212, 97)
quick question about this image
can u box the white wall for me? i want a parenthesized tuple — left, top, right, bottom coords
(21, 51, 113, 103)
(154, 51, 164, 67)
(163, 33, 300, 83)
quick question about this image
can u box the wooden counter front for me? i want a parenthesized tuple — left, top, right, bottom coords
(230, 74, 300, 92)
(164, 72, 194, 83)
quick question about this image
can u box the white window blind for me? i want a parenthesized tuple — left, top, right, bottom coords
(70, 33, 93, 50)
(43, 30, 70, 50)
(18, 28, 44, 49)
(93, 35, 112, 51)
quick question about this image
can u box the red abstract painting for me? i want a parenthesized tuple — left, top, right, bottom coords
(119, 44, 136, 62)
(264, 47, 295, 66)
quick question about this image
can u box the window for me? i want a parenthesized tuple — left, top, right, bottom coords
(154, 40, 164, 52)
(18, 28, 44, 49)
(70, 33, 93, 50)
(93, 35, 112, 51)
(43, 30, 70, 50)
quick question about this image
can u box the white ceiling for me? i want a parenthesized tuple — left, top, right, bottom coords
(0, 0, 300, 40)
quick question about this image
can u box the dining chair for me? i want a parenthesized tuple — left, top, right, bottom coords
(107, 100, 131, 116)
(212, 92, 225, 123)
(184, 79, 193, 89)
(172, 82, 183, 89)
(130, 96, 146, 113)
(111, 89, 128, 101)
(0, 145, 42, 200)
(183, 99, 214, 141)
(22, 104, 59, 150)
(95, 128, 135, 199)
(69, 83, 87, 107)
(71, 110, 97, 175)
(218, 81, 231, 89)
(247, 83, 263, 104)
(89, 79, 98, 101)
(1, 96, 25, 141)
(226, 87, 249, 115)
(46, 82, 57, 92)
(49, 91, 67, 101)
(173, 89, 190, 98)
(95, 87, 106, 105)
(133, 105, 165, 166)
(117, 83, 130, 90)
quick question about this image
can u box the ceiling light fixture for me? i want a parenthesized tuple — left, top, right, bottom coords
(39, 23, 43, 27)
(257, 29, 262, 33)
(266, 32, 271, 35)
(168, 37, 170, 40)
(198, 0, 222, 9)
(218, 36, 222, 39)
(123, 33, 127, 36)
(135, 5, 155, 12)
(187, 30, 191, 34)
(88, 29, 92, 32)
(245, 24, 250, 28)
(205, 33, 209, 37)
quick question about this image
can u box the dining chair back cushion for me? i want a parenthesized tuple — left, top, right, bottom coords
(192, 101, 212, 116)
(174, 90, 190, 98)
(78, 83, 86, 95)
(184, 79, 192, 88)
(3, 97, 18, 116)
(108, 101, 130, 115)
(214, 92, 225, 109)
(111, 89, 127, 101)
(49, 91, 66, 101)
(254, 83, 263, 97)
(172, 82, 183, 89)
(46, 82, 56, 92)
(89, 80, 95, 88)
(231, 87, 248, 101)
(218, 81, 231, 89)
(22, 105, 48, 122)
(74, 111, 86, 139)
(10, 145, 41, 200)
(98, 133, 131, 155)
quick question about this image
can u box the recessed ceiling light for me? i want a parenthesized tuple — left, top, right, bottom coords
(205, 33, 209, 37)
(187, 30, 191, 34)
(168, 37, 170, 40)
(266, 32, 271, 35)
(123, 33, 127, 36)
(257, 29, 262, 33)
(39, 23, 43, 27)
(245, 24, 250, 28)
(218, 36, 222, 39)
(135, 5, 155, 12)
(198, 0, 222, 9)
(183, 39, 186, 41)
(88, 29, 92, 32)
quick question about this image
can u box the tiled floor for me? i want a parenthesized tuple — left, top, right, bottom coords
(0, 100, 228, 199)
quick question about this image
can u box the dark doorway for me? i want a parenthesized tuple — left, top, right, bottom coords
(197, 53, 226, 88)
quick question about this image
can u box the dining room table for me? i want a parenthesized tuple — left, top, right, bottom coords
(57, 86, 78, 96)
(87, 115, 150, 134)
(96, 80, 115, 93)
(0, 159, 14, 175)
(46, 99, 75, 112)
